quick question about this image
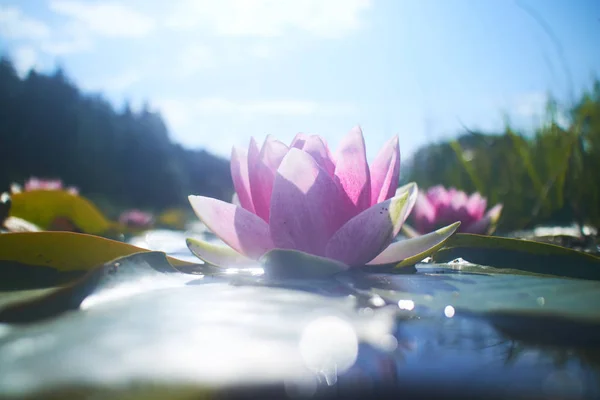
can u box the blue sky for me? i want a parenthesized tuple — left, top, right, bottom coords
(1, 0, 599, 162)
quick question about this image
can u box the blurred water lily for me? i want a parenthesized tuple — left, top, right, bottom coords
(119, 209, 154, 228)
(411, 186, 502, 235)
(21, 177, 79, 195)
(187, 127, 459, 273)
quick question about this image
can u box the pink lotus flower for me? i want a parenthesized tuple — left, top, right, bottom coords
(187, 127, 459, 272)
(23, 177, 79, 195)
(411, 185, 503, 235)
(119, 209, 154, 228)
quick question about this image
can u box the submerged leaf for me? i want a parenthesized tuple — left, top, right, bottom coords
(434, 233, 600, 280)
(259, 248, 348, 279)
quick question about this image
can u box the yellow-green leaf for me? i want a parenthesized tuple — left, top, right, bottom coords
(157, 208, 188, 230)
(0, 231, 194, 272)
(434, 233, 600, 280)
(9, 190, 116, 234)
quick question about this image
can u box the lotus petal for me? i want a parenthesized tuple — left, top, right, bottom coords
(394, 182, 417, 197)
(370, 135, 400, 205)
(466, 192, 487, 219)
(230, 146, 255, 212)
(231, 192, 241, 206)
(397, 182, 419, 219)
(270, 148, 348, 256)
(260, 248, 348, 279)
(186, 237, 254, 268)
(367, 222, 461, 266)
(247, 137, 262, 212)
(300, 135, 336, 177)
(450, 190, 468, 210)
(464, 204, 503, 234)
(188, 195, 274, 260)
(290, 132, 308, 148)
(426, 185, 450, 208)
(325, 189, 414, 267)
(333, 126, 371, 213)
(412, 191, 436, 233)
(248, 136, 288, 221)
(261, 135, 289, 170)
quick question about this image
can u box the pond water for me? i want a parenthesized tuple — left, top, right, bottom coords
(0, 228, 599, 399)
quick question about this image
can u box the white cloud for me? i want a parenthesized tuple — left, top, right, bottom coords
(155, 98, 319, 133)
(156, 97, 352, 121)
(225, 99, 322, 116)
(103, 70, 143, 91)
(12, 46, 39, 77)
(176, 45, 216, 77)
(0, 6, 51, 40)
(166, 0, 371, 38)
(40, 39, 91, 55)
(49, 0, 156, 38)
(40, 22, 95, 55)
(153, 97, 355, 155)
(247, 43, 273, 59)
(174, 41, 280, 78)
(0, 5, 93, 56)
(83, 69, 143, 92)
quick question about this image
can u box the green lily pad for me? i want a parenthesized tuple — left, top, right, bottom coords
(0, 232, 194, 273)
(0, 251, 188, 324)
(368, 264, 600, 321)
(8, 190, 117, 234)
(459, 308, 600, 346)
(433, 233, 600, 280)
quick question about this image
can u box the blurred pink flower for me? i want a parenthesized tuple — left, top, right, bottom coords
(119, 209, 153, 228)
(23, 177, 79, 195)
(187, 127, 459, 269)
(411, 185, 502, 235)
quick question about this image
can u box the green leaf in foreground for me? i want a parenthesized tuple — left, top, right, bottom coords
(0, 232, 198, 291)
(0, 231, 194, 272)
(434, 233, 600, 280)
(0, 251, 186, 324)
(9, 190, 116, 234)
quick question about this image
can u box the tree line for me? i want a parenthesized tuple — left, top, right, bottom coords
(1, 55, 598, 232)
(0, 57, 233, 215)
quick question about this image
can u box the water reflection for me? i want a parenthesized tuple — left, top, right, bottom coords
(122, 230, 600, 398)
(1, 231, 599, 398)
(299, 316, 358, 385)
